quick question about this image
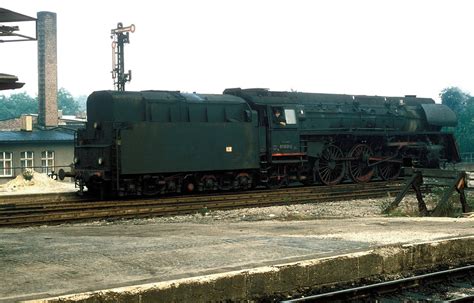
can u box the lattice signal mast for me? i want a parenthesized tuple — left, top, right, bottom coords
(111, 22, 135, 91)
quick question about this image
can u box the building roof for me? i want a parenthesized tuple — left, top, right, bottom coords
(60, 115, 87, 123)
(0, 8, 36, 22)
(0, 129, 74, 144)
(0, 73, 24, 90)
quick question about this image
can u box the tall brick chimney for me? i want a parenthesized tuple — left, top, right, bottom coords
(37, 11, 58, 128)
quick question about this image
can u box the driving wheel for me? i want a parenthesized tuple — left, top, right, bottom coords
(316, 144, 345, 185)
(347, 144, 375, 183)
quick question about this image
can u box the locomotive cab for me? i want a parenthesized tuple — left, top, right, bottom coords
(267, 105, 301, 155)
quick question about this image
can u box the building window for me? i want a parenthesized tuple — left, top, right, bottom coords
(41, 151, 55, 174)
(20, 151, 34, 170)
(0, 152, 13, 177)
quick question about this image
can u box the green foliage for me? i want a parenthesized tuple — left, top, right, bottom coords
(440, 87, 469, 112)
(57, 88, 79, 115)
(0, 92, 38, 120)
(76, 95, 88, 112)
(454, 98, 474, 152)
(198, 207, 209, 216)
(440, 87, 474, 153)
(468, 194, 474, 211)
(0, 88, 84, 119)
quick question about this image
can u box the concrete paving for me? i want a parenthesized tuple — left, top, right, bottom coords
(0, 217, 473, 302)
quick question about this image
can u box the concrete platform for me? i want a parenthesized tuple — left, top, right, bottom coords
(1, 217, 473, 302)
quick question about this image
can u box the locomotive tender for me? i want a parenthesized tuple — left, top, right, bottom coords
(74, 88, 459, 196)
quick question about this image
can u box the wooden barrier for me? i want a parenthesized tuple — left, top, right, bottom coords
(383, 168, 470, 216)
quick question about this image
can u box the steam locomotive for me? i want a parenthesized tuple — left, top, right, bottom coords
(73, 88, 459, 197)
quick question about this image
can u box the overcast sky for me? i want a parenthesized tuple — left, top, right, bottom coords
(1, 0, 473, 101)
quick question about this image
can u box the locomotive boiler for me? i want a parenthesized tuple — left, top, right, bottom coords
(73, 88, 459, 197)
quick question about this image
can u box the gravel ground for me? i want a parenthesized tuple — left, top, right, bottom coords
(103, 193, 462, 225)
(75, 193, 471, 247)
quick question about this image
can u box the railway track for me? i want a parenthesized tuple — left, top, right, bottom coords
(281, 265, 474, 302)
(0, 181, 408, 227)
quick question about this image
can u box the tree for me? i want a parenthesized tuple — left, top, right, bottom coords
(440, 87, 469, 113)
(0, 92, 37, 120)
(440, 87, 474, 153)
(57, 88, 79, 115)
(0, 88, 83, 120)
(453, 96, 474, 153)
(75, 95, 87, 112)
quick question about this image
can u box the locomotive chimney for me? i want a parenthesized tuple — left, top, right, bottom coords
(37, 11, 58, 128)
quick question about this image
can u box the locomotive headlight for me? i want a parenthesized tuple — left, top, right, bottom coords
(93, 122, 100, 129)
(98, 157, 103, 165)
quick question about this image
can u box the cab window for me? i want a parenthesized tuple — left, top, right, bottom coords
(284, 109, 297, 125)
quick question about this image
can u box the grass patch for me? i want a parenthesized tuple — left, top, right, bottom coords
(198, 207, 209, 216)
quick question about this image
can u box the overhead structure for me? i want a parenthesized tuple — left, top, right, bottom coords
(111, 22, 135, 91)
(0, 8, 36, 42)
(0, 8, 36, 91)
(0, 73, 24, 90)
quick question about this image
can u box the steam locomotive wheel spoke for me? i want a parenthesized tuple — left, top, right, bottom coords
(347, 144, 375, 183)
(316, 144, 345, 185)
(378, 161, 401, 180)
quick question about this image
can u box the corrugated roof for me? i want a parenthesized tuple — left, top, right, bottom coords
(0, 129, 74, 143)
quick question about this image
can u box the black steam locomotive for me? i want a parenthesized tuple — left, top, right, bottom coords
(73, 88, 459, 197)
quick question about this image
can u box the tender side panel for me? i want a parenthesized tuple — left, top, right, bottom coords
(120, 122, 259, 174)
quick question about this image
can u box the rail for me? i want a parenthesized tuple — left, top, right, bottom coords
(0, 181, 407, 227)
(281, 265, 474, 302)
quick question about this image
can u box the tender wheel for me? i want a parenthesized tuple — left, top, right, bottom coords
(378, 161, 401, 180)
(316, 144, 345, 185)
(199, 175, 218, 191)
(183, 176, 196, 193)
(218, 174, 234, 191)
(142, 176, 162, 196)
(347, 144, 375, 183)
(234, 173, 253, 190)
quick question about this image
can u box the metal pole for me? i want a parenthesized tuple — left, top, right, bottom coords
(110, 23, 135, 91)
